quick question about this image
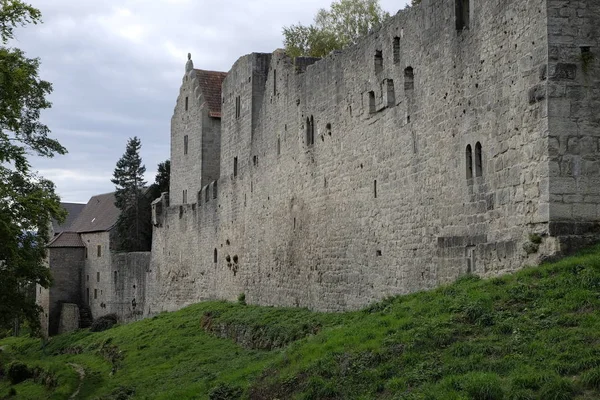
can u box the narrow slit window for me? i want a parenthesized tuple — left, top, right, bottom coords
(205, 187, 210, 203)
(214, 248, 218, 264)
(94, 289, 97, 300)
(393, 37, 400, 63)
(185, 96, 188, 111)
(213, 181, 218, 199)
(97, 245, 102, 257)
(374, 180, 378, 198)
(310, 116, 315, 145)
(183, 189, 187, 204)
(273, 69, 277, 95)
(466, 144, 473, 180)
(456, 0, 470, 31)
(233, 157, 238, 177)
(368, 91, 376, 113)
(385, 79, 395, 107)
(374, 50, 383, 73)
(184, 135, 188, 155)
(404, 67, 414, 91)
(114, 271, 117, 284)
(475, 142, 482, 177)
(277, 137, 281, 156)
(96, 272, 100, 282)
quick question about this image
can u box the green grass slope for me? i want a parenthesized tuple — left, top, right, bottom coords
(2, 245, 600, 399)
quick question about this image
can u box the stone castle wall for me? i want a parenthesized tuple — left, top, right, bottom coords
(546, 0, 600, 250)
(142, 0, 600, 315)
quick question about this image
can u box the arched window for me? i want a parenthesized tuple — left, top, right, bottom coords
(214, 248, 218, 264)
(466, 144, 473, 180)
(475, 142, 482, 177)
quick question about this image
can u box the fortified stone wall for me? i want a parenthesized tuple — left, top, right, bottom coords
(47, 248, 84, 335)
(546, 0, 600, 251)
(146, 0, 600, 314)
(111, 252, 152, 322)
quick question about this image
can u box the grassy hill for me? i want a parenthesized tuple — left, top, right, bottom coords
(2, 246, 600, 399)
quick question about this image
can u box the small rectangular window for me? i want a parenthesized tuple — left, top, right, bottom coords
(233, 157, 238, 177)
(185, 96, 188, 111)
(183, 189, 187, 204)
(456, 0, 470, 31)
(393, 37, 400, 63)
(97, 245, 101, 257)
(96, 272, 100, 282)
(374, 50, 383, 73)
(85, 247, 88, 259)
(94, 289, 97, 299)
(235, 96, 241, 118)
(86, 274, 89, 282)
(184, 135, 188, 155)
(368, 91, 376, 113)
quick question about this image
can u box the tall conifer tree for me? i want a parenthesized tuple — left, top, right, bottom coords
(111, 137, 151, 251)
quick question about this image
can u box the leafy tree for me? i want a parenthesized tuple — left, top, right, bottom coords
(111, 136, 151, 252)
(283, 0, 390, 58)
(0, 0, 67, 335)
(148, 159, 170, 200)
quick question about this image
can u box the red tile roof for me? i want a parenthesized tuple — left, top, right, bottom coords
(47, 232, 84, 248)
(69, 192, 120, 233)
(194, 69, 227, 118)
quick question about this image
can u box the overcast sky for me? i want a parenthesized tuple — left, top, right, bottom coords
(13, 0, 409, 204)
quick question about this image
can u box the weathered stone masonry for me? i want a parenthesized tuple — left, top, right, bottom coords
(146, 0, 600, 314)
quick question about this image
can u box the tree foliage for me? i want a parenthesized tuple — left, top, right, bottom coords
(283, 0, 390, 58)
(111, 137, 152, 252)
(148, 159, 170, 201)
(0, 0, 67, 335)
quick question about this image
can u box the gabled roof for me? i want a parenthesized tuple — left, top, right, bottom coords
(52, 202, 86, 233)
(194, 69, 227, 118)
(69, 192, 120, 233)
(47, 232, 85, 248)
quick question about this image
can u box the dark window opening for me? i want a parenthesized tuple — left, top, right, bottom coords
(374, 50, 383, 73)
(85, 247, 88, 259)
(185, 96, 188, 111)
(86, 274, 89, 282)
(466, 144, 473, 180)
(407, 115, 411, 124)
(368, 91, 376, 113)
(273, 69, 277, 95)
(293, 217, 296, 230)
(376, 250, 382, 256)
(114, 271, 117, 285)
(306, 116, 315, 146)
(214, 248, 218, 263)
(205, 187, 210, 203)
(233, 157, 238, 177)
(253, 155, 258, 166)
(97, 272, 100, 282)
(326, 123, 332, 136)
(374, 180, 378, 198)
(385, 79, 395, 107)
(235, 96, 241, 118)
(94, 289, 97, 299)
(184, 135, 188, 155)
(404, 67, 414, 91)
(393, 37, 400, 63)
(97, 245, 102, 257)
(277, 137, 281, 156)
(183, 189, 187, 204)
(456, 0, 470, 31)
(475, 142, 483, 177)
(213, 181, 218, 199)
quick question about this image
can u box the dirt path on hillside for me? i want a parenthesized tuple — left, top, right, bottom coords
(67, 363, 85, 399)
